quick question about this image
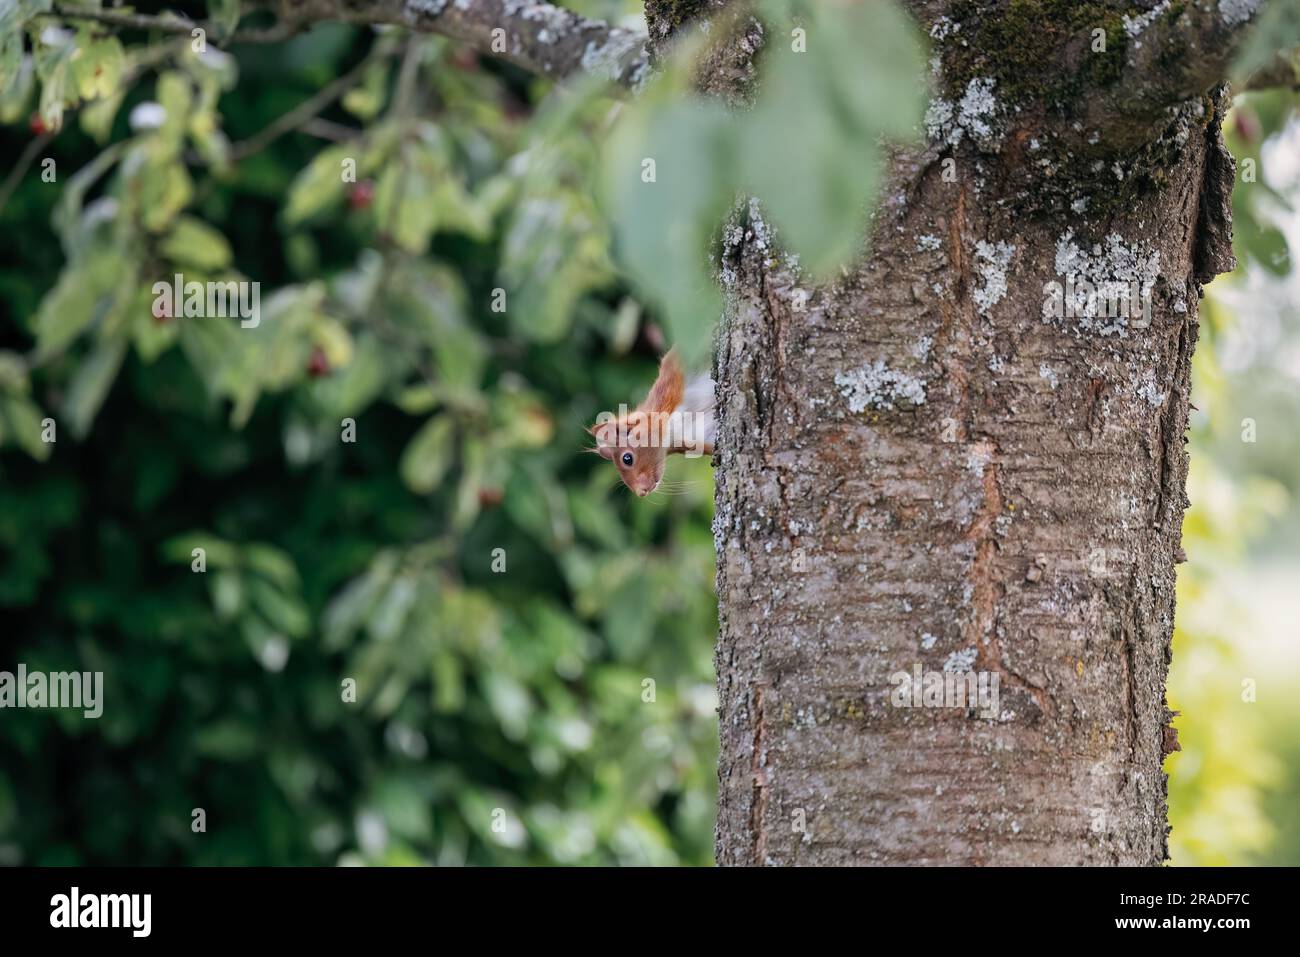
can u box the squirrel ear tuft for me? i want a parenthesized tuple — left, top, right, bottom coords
(643, 348, 685, 413)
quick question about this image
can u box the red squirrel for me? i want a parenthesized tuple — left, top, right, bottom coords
(588, 349, 716, 497)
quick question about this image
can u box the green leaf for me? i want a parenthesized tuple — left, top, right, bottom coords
(0, 393, 51, 460)
(399, 416, 455, 494)
(79, 86, 124, 143)
(0, 27, 22, 94)
(62, 338, 126, 440)
(130, 285, 180, 363)
(373, 155, 438, 253)
(373, 774, 433, 840)
(601, 91, 730, 365)
(431, 177, 492, 240)
(0, 47, 33, 123)
(35, 45, 70, 130)
(371, 124, 487, 252)
(1233, 1, 1300, 81)
(504, 463, 571, 547)
(1241, 219, 1291, 276)
(483, 671, 532, 741)
(342, 59, 389, 120)
(0, 0, 26, 38)
(71, 35, 125, 101)
(193, 719, 260, 760)
(155, 71, 193, 154)
(0, 350, 28, 395)
(367, 575, 417, 643)
(243, 544, 301, 591)
(310, 331, 390, 419)
(389, 263, 487, 391)
(284, 145, 352, 225)
(32, 250, 127, 360)
(249, 578, 311, 639)
(740, 0, 924, 273)
(177, 313, 255, 408)
(322, 553, 398, 650)
(139, 161, 194, 233)
(453, 436, 488, 531)
(160, 532, 241, 567)
(431, 651, 464, 713)
(207, 0, 241, 40)
(161, 215, 233, 271)
(52, 141, 126, 257)
(210, 570, 243, 620)
(737, 62, 881, 275)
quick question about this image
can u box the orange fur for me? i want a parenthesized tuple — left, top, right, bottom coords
(639, 348, 684, 415)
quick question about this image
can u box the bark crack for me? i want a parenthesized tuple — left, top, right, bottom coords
(1152, 315, 1192, 531)
(938, 182, 973, 442)
(748, 681, 770, 866)
(1192, 95, 1239, 285)
(965, 446, 1053, 719)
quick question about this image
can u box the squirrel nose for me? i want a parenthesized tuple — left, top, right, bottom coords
(635, 486, 649, 497)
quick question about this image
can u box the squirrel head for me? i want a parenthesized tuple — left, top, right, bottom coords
(590, 411, 668, 497)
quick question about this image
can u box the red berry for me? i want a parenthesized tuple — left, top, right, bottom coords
(477, 486, 504, 508)
(29, 113, 48, 136)
(307, 346, 330, 378)
(450, 47, 479, 72)
(347, 180, 375, 210)
(500, 95, 530, 122)
(1233, 108, 1261, 145)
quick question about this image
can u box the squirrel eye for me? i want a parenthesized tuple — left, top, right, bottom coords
(621, 452, 634, 467)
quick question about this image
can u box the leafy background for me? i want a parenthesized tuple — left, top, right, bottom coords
(0, 0, 1297, 865)
(0, 0, 719, 866)
(1168, 80, 1300, 866)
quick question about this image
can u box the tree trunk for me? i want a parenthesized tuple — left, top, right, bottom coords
(674, 4, 1242, 865)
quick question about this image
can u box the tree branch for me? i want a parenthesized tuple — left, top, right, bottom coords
(1244, 45, 1300, 91)
(45, 3, 197, 34)
(44, 0, 650, 91)
(282, 0, 649, 90)
(1082, 1, 1270, 147)
(0, 132, 54, 218)
(228, 46, 387, 161)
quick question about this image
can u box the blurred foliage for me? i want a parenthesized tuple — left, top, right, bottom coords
(602, 0, 926, 362)
(0, 1, 720, 865)
(1233, 0, 1300, 91)
(1221, 88, 1293, 277)
(1168, 84, 1300, 865)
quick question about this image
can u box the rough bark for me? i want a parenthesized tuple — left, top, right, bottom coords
(275, 0, 651, 87)
(696, 1, 1248, 865)
(46, 0, 652, 91)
